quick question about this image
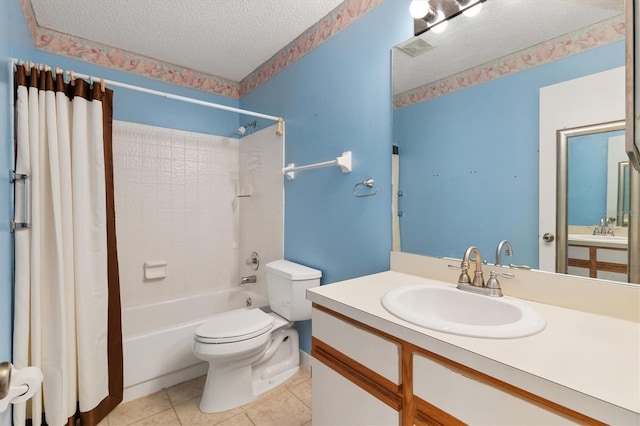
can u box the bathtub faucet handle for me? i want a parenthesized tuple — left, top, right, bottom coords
(245, 252, 260, 271)
(240, 275, 257, 285)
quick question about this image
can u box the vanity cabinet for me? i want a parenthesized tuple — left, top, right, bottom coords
(311, 307, 402, 425)
(311, 305, 604, 426)
(567, 243, 628, 281)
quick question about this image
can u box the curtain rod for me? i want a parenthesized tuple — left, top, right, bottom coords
(10, 58, 284, 125)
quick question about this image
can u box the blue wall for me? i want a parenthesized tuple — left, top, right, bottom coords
(394, 41, 625, 268)
(241, 0, 412, 352)
(0, 0, 15, 367)
(1, 0, 413, 357)
(0, 0, 244, 364)
(568, 131, 624, 225)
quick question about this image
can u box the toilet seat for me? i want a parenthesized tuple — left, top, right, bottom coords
(195, 308, 274, 344)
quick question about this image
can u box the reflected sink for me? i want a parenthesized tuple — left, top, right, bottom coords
(381, 283, 545, 339)
(568, 234, 627, 243)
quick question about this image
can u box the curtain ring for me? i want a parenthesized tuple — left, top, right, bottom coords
(100, 78, 105, 93)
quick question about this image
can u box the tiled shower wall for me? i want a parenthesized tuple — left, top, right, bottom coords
(238, 125, 284, 297)
(113, 121, 243, 308)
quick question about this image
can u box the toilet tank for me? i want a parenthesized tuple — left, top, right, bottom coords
(265, 260, 321, 321)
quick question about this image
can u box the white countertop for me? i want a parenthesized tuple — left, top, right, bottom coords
(307, 271, 640, 424)
(568, 234, 628, 249)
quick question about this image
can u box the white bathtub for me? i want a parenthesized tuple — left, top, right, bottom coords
(122, 288, 268, 402)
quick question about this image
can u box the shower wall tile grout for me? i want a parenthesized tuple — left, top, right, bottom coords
(113, 121, 240, 308)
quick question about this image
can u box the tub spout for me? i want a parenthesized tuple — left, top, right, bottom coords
(240, 275, 257, 285)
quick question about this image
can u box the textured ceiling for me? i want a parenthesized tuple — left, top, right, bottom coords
(29, 0, 344, 82)
(393, 0, 624, 95)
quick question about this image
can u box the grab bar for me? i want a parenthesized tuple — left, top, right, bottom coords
(9, 170, 30, 232)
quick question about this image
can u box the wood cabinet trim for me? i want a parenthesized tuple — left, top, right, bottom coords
(401, 345, 414, 426)
(568, 245, 628, 277)
(312, 337, 402, 411)
(314, 304, 606, 426)
(313, 303, 404, 345)
(414, 396, 465, 426)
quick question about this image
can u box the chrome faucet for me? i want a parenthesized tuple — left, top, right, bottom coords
(449, 246, 513, 297)
(240, 275, 257, 285)
(494, 240, 531, 270)
(495, 239, 513, 266)
(593, 217, 614, 236)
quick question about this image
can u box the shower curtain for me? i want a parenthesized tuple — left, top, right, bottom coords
(12, 64, 122, 426)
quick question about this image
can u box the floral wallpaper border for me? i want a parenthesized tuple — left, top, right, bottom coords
(238, 0, 385, 96)
(393, 15, 625, 110)
(18, 0, 383, 99)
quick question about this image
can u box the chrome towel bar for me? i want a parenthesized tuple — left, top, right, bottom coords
(9, 170, 30, 232)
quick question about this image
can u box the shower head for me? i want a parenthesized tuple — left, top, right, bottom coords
(236, 120, 257, 137)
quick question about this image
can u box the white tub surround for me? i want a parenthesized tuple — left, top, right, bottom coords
(307, 252, 640, 425)
(122, 288, 268, 402)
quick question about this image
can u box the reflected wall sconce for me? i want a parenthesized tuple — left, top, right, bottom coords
(410, 0, 486, 35)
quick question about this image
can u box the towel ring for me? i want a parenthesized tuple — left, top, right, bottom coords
(353, 178, 377, 198)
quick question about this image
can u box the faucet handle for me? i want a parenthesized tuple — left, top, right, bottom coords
(491, 271, 515, 279)
(448, 264, 471, 285)
(485, 271, 514, 297)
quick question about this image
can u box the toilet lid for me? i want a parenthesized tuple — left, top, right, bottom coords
(195, 308, 275, 344)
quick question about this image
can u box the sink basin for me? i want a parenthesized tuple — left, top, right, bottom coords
(381, 283, 545, 339)
(568, 234, 627, 243)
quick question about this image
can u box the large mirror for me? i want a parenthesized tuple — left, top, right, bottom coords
(392, 0, 639, 283)
(557, 121, 630, 283)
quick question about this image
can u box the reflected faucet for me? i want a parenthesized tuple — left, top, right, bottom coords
(495, 240, 513, 266)
(593, 217, 614, 236)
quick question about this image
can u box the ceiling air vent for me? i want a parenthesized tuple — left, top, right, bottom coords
(397, 38, 434, 57)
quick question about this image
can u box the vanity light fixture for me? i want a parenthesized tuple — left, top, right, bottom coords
(428, 9, 448, 33)
(457, 0, 483, 17)
(411, 0, 486, 35)
(409, 0, 431, 19)
(409, 0, 448, 33)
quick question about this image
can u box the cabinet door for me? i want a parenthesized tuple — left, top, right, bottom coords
(413, 353, 578, 425)
(312, 361, 400, 426)
(312, 308, 400, 384)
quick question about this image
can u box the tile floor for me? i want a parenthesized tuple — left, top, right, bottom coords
(100, 369, 312, 426)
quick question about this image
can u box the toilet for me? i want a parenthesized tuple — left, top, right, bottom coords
(192, 259, 321, 413)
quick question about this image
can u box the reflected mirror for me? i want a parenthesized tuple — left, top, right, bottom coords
(558, 122, 630, 283)
(391, 0, 638, 282)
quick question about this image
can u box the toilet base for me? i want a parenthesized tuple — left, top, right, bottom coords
(198, 326, 301, 413)
(200, 364, 255, 413)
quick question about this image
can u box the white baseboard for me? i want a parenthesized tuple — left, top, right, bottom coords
(299, 349, 311, 374)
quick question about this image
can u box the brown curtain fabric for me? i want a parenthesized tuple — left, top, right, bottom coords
(79, 75, 124, 426)
(14, 64, 123, 426)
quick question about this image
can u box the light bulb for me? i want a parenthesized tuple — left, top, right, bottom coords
(430, 19, 448, 33)
(463, 2, 482, 17)
(409, 0, 430, 19)
(427, 10, 447, 33)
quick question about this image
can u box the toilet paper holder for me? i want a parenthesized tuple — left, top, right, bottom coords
(0, 362, 43, 413)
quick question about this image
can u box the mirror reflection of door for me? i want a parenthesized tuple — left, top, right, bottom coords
(566, 127, 629, 282)
(538, 67, 625, 276)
